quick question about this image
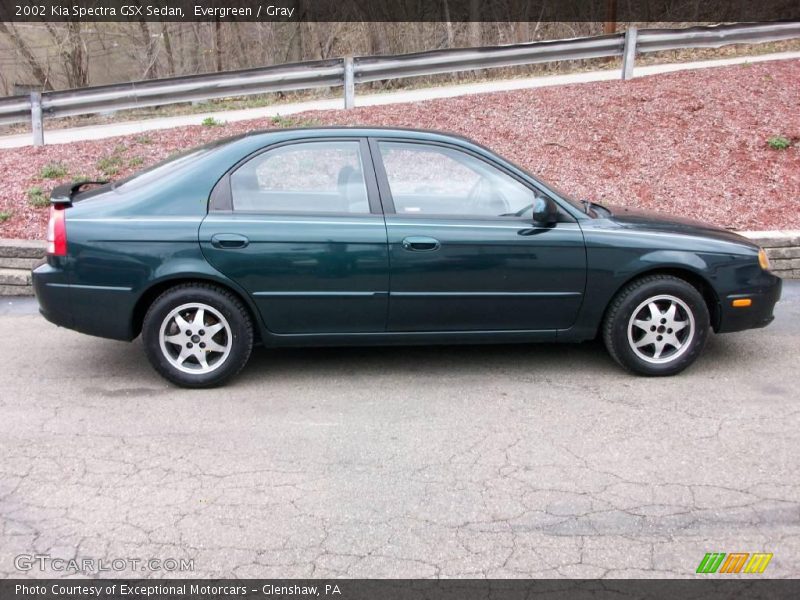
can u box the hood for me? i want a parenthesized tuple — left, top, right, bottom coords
(602, 204, 758, 249)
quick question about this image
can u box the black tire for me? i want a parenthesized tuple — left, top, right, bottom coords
(142, 283, 253, 388)
(602, 274, 710, 376)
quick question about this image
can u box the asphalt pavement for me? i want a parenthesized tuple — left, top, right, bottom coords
(1, 282, 799, 578)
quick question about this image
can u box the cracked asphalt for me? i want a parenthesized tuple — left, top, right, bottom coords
(1, 282, 799, 579)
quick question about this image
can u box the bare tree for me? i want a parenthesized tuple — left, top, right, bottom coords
(469, 0, 482, 46)
(442, 0, 455, 48)
(43, 22, 88, 89)
(136, 20, 159, 78)
(0, 22, 53, 89)
(213, 18, 223, 71)
(161, 23, 176, 76)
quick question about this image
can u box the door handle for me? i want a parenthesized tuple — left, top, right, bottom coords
(402, 236, 441, 252)
(211, 233, 249, 249)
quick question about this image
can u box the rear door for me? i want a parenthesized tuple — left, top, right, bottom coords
(200, 138, 389, 335)
(371, 138, 586, 333)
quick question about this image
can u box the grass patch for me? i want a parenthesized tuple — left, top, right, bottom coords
(129, 156, 144, 167)
(39, 162, 68, 179)
(135, 135, 153, 144)
(27, 186, 49, 208)
(97, 154, 124, 177)
(270, 115, 321, 128)
(201, 116, 224, 127)
(0, 210, 12, 222)
(767, 136, 792, 150)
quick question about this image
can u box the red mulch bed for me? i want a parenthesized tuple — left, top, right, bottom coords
(1, 59, 798, 240)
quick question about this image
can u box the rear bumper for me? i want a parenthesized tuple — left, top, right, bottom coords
(32, 261, 75, 330)
(32, 261, 135, 341)
(716, 272, 782, 333)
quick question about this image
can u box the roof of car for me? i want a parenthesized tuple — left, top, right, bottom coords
(242, 126, 475, 144)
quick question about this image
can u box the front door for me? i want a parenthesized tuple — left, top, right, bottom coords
(371, 139, 586, 332)
(200, 138, 389, 335)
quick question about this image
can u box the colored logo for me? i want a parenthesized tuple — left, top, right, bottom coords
(696, 552, 773, 574)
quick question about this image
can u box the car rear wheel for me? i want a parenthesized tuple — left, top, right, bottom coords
(602, 274, 709, 376)
(142, 284, 253, 388)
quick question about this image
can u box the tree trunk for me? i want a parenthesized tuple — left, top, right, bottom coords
(442, 0, 454, 48)
(213, 19, 223, 71)
(604, 0, 617, 34)
(137, 20, 158, 79)
(366, 23, 387, 56)
(514, 22, 530, 44)
(161, 23, 176, 76)
(286, 1, 303, 63)
(64, 22, 88, 88)
(468, 0, 482, 47)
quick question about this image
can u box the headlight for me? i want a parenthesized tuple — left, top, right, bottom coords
(758, 248, 771, 271)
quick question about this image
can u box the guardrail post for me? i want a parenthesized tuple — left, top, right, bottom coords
(621, 27, 638, 80)
(30, 91, 44, 146)
(344, 57, 355, 109)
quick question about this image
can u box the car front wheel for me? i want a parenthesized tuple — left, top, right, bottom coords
(602, 274, 710, 376)
(142, 284, 253, 388)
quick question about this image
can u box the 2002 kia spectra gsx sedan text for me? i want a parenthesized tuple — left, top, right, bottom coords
(33, 128, 781, 387)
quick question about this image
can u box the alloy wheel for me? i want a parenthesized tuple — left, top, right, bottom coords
(158, 302, 232, 374)
(626, 294, 695, 364)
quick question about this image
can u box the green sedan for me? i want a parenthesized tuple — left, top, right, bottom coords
(33, 128, 781, 387)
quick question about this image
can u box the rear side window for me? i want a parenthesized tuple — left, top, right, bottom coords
(230, 141, 370, 214)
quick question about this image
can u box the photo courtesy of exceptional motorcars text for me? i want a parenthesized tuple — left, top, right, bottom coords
(0, 0, 799, 598)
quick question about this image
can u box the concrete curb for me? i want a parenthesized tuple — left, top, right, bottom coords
(741, 230, 800, 280)
(0, 231, 798, 297)
(0, 238, 45, 296)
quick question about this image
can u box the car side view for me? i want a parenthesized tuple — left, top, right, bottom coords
(33, 128, 781, 387)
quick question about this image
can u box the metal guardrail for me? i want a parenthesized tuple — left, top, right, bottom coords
(41, 58, 344, 119)
(636, 21, 800, 52)
(0, 96, 31, 126)
(353, 34, 624, 82)
(0, 58, 344, 127)
(1, 21, 798, 145)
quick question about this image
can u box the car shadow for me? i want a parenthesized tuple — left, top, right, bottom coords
(243, 338, 608, 378)
(236, 331, 754, 384)
(79, 329, 756, 389)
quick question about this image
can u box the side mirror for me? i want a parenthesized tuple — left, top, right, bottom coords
(532, 195, 558, 225)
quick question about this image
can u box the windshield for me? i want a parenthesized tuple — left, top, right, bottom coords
(535, 180, 584, 211)
(469, 141, 585, 213)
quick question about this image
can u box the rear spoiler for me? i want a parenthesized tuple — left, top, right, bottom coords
(50, 180, 108, 207)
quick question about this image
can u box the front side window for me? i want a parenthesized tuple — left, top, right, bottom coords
(231, 141, 370, 213)
(378, 141, 539, 218)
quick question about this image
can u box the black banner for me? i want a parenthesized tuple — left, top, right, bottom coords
(2, 580, 800, 600)
(1, 0, 799, 23)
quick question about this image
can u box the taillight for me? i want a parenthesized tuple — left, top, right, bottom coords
(46, 206, 67, 256)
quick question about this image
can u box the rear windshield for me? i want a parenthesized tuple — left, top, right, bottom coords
(111, 136, 242, 192)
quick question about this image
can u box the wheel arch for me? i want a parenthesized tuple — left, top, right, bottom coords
(131, 275, 263, 342)
(605, 266, 721, 332)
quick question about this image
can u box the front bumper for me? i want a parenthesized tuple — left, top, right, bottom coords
(716, 272, 782, 333)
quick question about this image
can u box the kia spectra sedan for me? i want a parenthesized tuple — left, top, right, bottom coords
(32, 128, 781, 387)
